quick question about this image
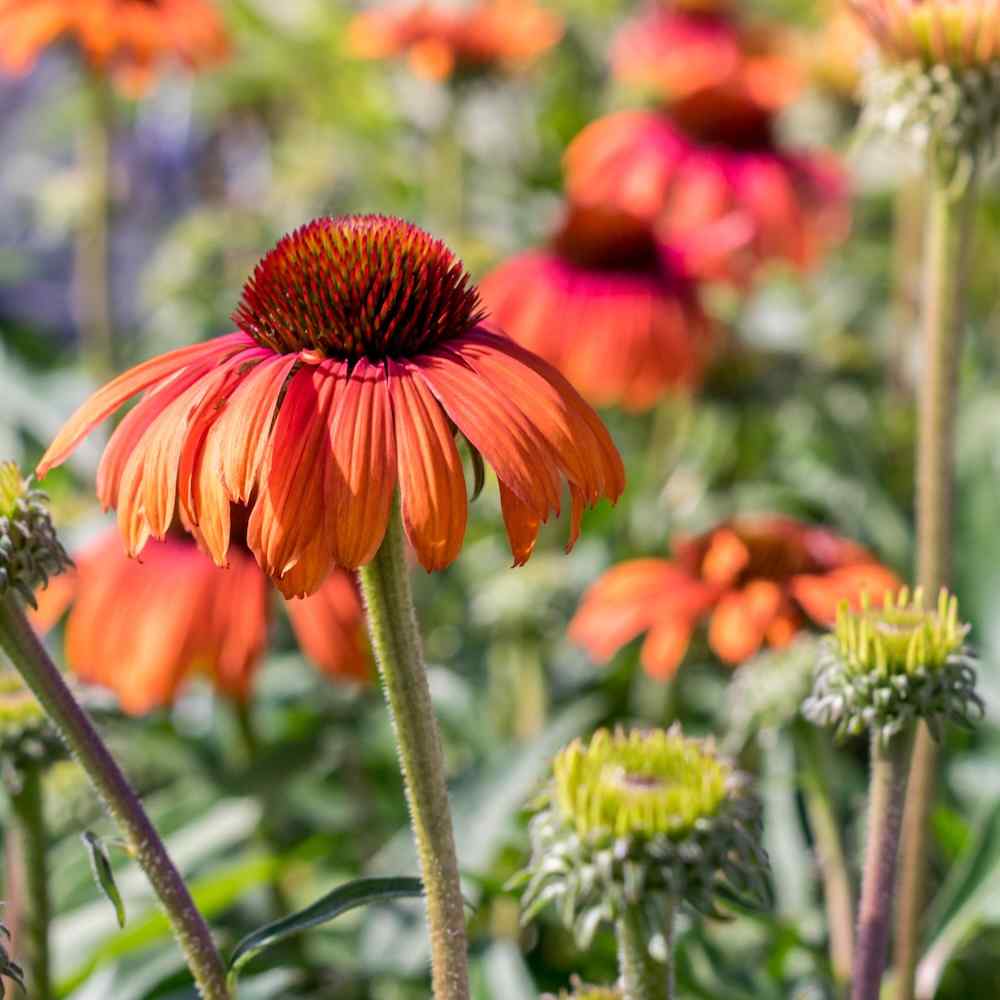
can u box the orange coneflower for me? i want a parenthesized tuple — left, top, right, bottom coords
(31, 527, 368, 715)
(611, 7, 802, 145)
(37, 215, 625, 596)
(347, 0, 563, 81)
(565, 110, 849, 286)
(569, 515, 900, 679)
(479, 203, 714, 412)
(0, 0, 229, 96)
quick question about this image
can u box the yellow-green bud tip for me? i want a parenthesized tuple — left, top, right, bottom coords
(553, 727, 730, 840)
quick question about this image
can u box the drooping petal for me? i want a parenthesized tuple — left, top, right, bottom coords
(327, 358, 396, 568)
(499, 480, 540, 567)
(791, 563, 900, 626)
(37, 332, 252, 477)
(707, 579, 782, 665)
(389, 361, 467, 571)
(640, 616, 694, 680)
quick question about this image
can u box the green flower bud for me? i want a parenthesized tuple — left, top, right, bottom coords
(518, 726, 770, 947)
(803, 587, 982, 744)
(0, 463, 72, 607)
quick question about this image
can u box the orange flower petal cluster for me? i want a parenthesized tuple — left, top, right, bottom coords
(479, 204, 714, 412)
(37, 215, 624, 596)
(0, 0, 229, 97)
(565, 111, 850, 285)
(611, 8, 802, 143)
(570, 515, 900, 679)
(347, 0, 563, 80)
(31, 529, 368, 715)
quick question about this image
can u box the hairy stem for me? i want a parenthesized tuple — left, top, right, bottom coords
(0, 596, 230, 1000)
(796, 724, 854, 992)
(854, 728, 915, 1000)
(616, 902, 671, 1000)
(7, 763, 52, 999)
(357, 502, 470, 1000)
(894, 172, 978, 1000)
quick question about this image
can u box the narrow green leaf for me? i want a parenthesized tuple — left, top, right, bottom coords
(82, 832, 126, 929)
(228, 875, 423, 980)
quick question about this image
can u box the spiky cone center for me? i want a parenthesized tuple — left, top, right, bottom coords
(550, 204, 664, 275)
(232, 214, 486, 362)
(0, 463, 72, 607)
(804, 587, 982, 743)
(519, 727, 769, 945)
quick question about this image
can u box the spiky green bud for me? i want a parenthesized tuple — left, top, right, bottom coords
(518, 727, 770, 947)
(0, 463, 71, 607)
(803, 587, 982, 744)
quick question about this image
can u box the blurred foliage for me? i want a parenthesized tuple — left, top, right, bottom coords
(1, 0, 1000, 997)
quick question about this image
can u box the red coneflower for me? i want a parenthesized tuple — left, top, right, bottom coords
(31, 528, 368, 715)
(0, 0, 229, 96)
(564, 110, 849, 285)
(479, 203, 713, 412)
(569, 515, 900, 679)
(37, 214, 624, 596)
(347, 0, 563, 81)
(611, 7, 801, 145)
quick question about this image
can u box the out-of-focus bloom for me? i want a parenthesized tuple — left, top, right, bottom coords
(37, 215, 624, 595)
(31, 528, 368, 715)
(793, 6, 871, 99)
(0, 0, 229, 97)
(850, 0, 1000, 176)
(564, 111, 850, 285)
(569, 515, 900, 679)
(611, 8, 801, 144)
(479, 204, 713, 412)
(347, 0, 563, 81)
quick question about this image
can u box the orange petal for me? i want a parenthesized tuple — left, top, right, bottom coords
(708, 582, 781, 665)
(791, 563, 901, 626)
(499, 480, 541, 566)
(700, 528, 750, 586)
(37, 333, 252, 478)
(389, 361, 467, 571)
(640, 616, 693, 680)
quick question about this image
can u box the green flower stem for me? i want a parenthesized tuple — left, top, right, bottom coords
(795, 724, 853, 991)
(76, 70, 116, 378)
(616, 902, 670, 1000)
(7, 762, 52, 999)
(0, 595, 230, 1000)
(854, 727, 915, 1000)
(895, 170, 979, 1000)
(357, 500, 470, 1000)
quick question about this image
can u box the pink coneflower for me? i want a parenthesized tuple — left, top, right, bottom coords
(36, 215, 625, 595)
(564, 111, 849, 285)
(479, 203, 713, 412)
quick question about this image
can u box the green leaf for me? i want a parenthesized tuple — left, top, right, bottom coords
(917, 800, 1000, 997)
(82, 832, 127, 929)
(228, 876, 423, 981)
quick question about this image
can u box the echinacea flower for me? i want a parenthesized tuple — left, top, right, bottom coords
(31, 527, 368, 715)
(564, 111, 849, 285)
(478, 203, 713, 412)
(37, 215, 624, 597)
(0, 0, 229, 97)
(611, 8, 801, 145)
(569, 515, 899, 679)
(347, 0, 563, 81)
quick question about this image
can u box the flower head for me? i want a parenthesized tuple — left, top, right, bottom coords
(0, 0, 229, 97)
(520, 726, 768, 941)
(34, 527, 368, 715)
(0, 462, 71, 607)
(564, 112, 850, 285)
(37, 215, 624, 595)
(611, 9, 801, 145)
(479, 204, 713, 412)
(569, 515, 899, 680)
(347, 0, 563, 81)
(804, 587, 983, 743)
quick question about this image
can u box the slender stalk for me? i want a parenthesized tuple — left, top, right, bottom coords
(894, 172, 978, 1000)
(0, 596, 230, 1000)
(75, 71, 116, 378)
(888, 179, 925, 398)
(616, 902, 670, 1000)
(795, 724, 854, 992)
(357, 501, 470, 1000)
(853, 727, 915, 1000)
(6, 763, 52, 999)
